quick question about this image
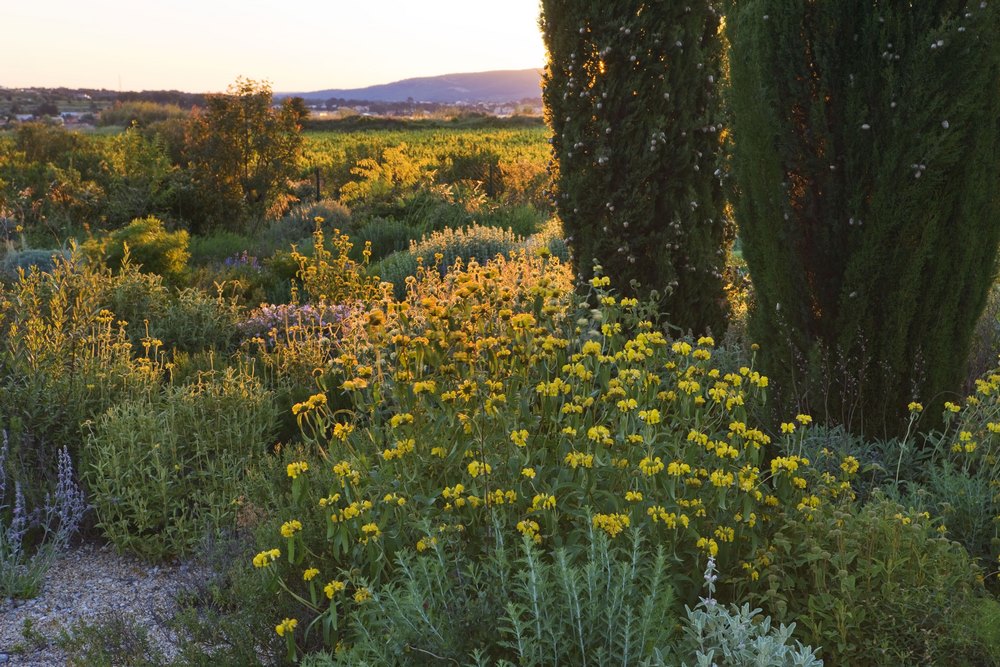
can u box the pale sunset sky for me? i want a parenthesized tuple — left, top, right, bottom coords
(1, 0, 546, 92)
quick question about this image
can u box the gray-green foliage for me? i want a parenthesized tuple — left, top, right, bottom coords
(0, 248, 69, 283)
(502, 530, 675, 666)
(56, 610, 165, 667)
(324, 529, 677, 666)
(725, 0, 1000, 435)
(409, 223, 523, 275)
(540, 0, 731, 335)
(83, 366, 277, 561)
(677, 558, 822, 667)
(372, 223, 526, 297)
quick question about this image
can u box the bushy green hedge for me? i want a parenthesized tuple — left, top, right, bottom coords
(83, 367, 278, 560)
(84, 215, 190, 282)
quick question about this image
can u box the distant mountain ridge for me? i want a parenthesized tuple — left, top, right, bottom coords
(290, 69, 543, 104)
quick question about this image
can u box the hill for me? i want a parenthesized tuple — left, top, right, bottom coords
(290, 68, 543, 104)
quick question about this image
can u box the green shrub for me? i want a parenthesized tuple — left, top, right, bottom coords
(84, 216, 190, 282)
(751, 496, 990, 665)
(280, 199, 353, 235)
(369, 250, 418, 298)
(350, 217, 418, 263)
(477, 203, 545, 238)
(0, 254, 165, 496)
(519, 217, 569, 263)
(167, 535, 283, 667)
(188, 231, 255, 266)
(291, 224, 381, 305)
(95, 262, 242, 354)
(966, 279, 1000, 394)
(876, 382, 1000, 573)
(83, 367, 278, 560)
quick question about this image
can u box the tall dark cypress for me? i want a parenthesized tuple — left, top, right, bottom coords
(725, 1, 1000, 435)
(540, 0, 731, 336)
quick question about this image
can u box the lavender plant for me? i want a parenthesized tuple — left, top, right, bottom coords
(239, 302, 352, 349)
(0, 430, 87, 598)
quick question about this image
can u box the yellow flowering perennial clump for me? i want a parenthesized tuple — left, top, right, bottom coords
(254, 255, 850, 656)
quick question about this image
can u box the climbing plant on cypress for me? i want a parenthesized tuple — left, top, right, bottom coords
(540, 0, 731, 336)
(725, 1, 1000, 435)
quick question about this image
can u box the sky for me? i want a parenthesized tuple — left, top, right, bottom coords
(1, 0, 546, 93)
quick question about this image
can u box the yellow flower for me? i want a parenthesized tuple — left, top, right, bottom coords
(390, 413, 415, 428)
(467, 460, 492, 478)
(280, 520, 303, 538)
(531, 493, 557, 511)
(671, 341, 693, 356)
(780, 422, 795, 434)
(275, 618, 297, 637)
(840, 456, 860, 475)
(286, 461, 308, 479)
(625, 490, 644, 502)
(795, 414, 813, 425)
(324, 580, 346, 598)
(521, 467, 536, 479)
(416, 536, 437, 552)
(587, 425, 613, 446)
(292, 393, 327, 415)
(517, 519, 542, 543)
(252, 548, 281, 568)
(510, 429, 529, 447)
(908, 402, 923, 413)
(564, 451, 594, 469)
(303, 568, 320, 581)
(638, 409, 661, 425)
(667, 461, 692, 477)
(360, 522, 381, 544)
(341, 378, 368, 391)
(639, 456, 664, 476)
(710, 470, 734, 487)
(696, 537, 719, 557)
(944, 401, 961, 413)
(714, 525, 735, 543)
(430, 446, 447, 458)
(413, 380, 437, 395)
(353, 587, 372, 603)
(592, 513, 631, 538)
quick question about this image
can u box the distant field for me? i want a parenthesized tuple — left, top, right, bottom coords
(302, 124, 551, 200)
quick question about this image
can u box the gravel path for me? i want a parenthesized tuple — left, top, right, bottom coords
(0, 543, 206, 666)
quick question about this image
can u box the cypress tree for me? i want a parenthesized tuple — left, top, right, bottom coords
(725, 1, 1000, 435)
(540, 0, 731, 335)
